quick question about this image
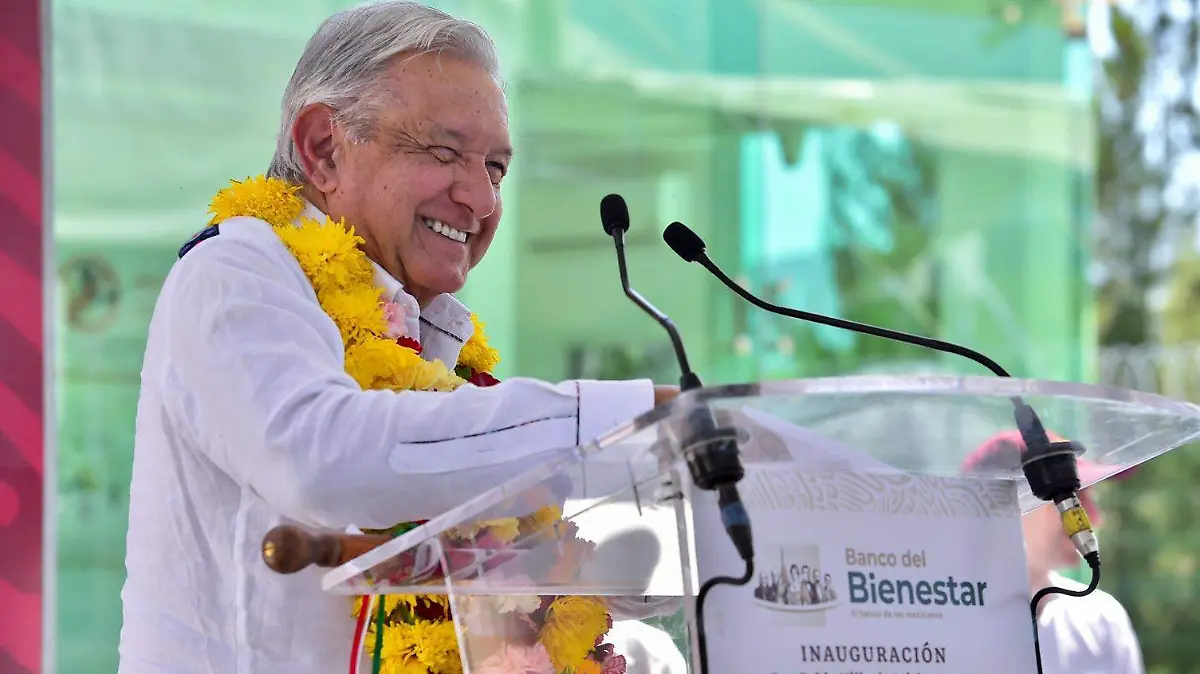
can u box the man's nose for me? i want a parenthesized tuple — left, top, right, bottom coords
(450, 160, 498, 220)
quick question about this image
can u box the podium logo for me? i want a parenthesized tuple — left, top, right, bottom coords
(751, 544, 841, 628)
(844, 547, 987, 621)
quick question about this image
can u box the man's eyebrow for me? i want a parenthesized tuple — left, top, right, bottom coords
(385, 124, 427, 149)
(428, 125, 466, 144)
(429, 125, 513, 159)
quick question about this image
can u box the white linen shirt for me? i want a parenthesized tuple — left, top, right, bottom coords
(1036, 572, 1144, 674)
(117, 203, 656, 674)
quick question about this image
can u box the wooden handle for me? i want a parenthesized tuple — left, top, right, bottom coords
(261, 525, 393, 574)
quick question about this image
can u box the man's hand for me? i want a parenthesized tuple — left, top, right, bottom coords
(653, 385, 680, 406)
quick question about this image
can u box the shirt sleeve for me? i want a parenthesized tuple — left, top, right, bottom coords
(158, 223, 656, 530)
(1107, 602, 1145, 674)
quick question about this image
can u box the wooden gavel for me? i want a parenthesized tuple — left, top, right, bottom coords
(261, 525, 393, 574)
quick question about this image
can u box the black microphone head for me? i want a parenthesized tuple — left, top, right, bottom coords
(600, 194, 630, 236)
(663, 221, 706, 262)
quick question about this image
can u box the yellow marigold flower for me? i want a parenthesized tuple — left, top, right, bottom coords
(355, 594, 441, 623)
(408, 354, 460, 392)
(364, 622, 419, 662)
(344, 339, 461, 392)
(352, 595, 368, 619)
(345, 339, 409, 389)
(540, 596, 609, 672)
(457, 313, 500, 374)
(208, 175, 304, 227)
(425, 368, 464, 392)
(380, 657, 429, 674)
(365, 621, 461, 674)
(486, 518, 522, 545)
(320, 286, 388, 345)
(521, 506, 564, 537)
(408, 620, 462, 673)
(274, 219, 373, 295)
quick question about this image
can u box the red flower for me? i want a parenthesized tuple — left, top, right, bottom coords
(397, 336, 422, 354)
(601, 654, 628, 674)
(468, 370, 501, 387)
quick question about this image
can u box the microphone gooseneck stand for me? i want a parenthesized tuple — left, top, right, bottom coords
(599, 195, 753, 674)
(662, 221, 1101, 674)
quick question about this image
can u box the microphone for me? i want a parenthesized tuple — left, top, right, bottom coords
(661, 222, 1096, 552)
(663, 223, 1016, 377)
(600, 194, 702, 391)
(663, 221, 1097, 674)
(601, 197, 753, 674)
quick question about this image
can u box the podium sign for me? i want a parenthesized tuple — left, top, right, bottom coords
(691, 408, 1036, 672)
(694, 471, 1035, 673)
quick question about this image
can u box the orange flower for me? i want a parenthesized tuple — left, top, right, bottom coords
(575, 659, 603, 674)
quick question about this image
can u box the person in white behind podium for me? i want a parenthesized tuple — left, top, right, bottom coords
(963, 432, 1144, 674)
(117, 2, 679, 673)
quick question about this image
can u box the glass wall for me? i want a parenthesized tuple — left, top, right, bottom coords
(51, 0, 1099, 669)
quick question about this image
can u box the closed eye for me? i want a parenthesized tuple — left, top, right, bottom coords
(429, 146, 461, 162)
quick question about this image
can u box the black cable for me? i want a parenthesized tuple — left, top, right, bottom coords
(696, 556, 754, 674)
(1030, 552, 1101, 674)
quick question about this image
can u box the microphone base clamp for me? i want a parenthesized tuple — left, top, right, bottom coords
(681, 423, 746, 492)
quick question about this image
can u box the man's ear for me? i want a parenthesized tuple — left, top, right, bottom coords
(291, 103, 340, 191)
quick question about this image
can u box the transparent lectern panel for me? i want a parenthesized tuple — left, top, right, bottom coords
(322, 375, 1200, 596)
(322, 436, 688, 598)
(679, 376, 1200, 511)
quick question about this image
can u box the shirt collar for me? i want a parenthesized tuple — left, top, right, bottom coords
(295, 199, 475, 344)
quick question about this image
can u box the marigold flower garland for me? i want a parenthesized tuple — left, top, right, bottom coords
(206, 176, 624, 674)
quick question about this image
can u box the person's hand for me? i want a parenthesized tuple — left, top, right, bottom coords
(653, 385, 680, 406)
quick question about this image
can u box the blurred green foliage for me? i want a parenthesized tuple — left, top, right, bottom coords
(1094, 4, 1200, 673)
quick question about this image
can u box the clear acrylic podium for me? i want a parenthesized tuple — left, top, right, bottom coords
(319, 376, 1200, 672)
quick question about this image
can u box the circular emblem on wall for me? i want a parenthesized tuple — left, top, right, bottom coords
(59, 254, 121, 333)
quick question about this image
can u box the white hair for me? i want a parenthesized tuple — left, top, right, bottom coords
(266, 1, 502, 183)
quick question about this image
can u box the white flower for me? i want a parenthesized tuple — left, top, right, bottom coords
(493, 594, 542, 615)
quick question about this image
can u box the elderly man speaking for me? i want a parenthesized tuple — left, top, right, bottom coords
(118, 2, 679, 672)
